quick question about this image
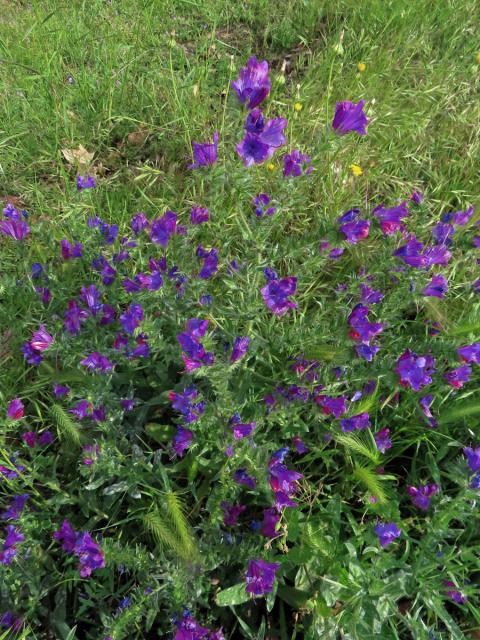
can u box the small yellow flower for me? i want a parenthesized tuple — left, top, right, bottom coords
(267, 163, 275, 171)
(350, 164, 363, 176)
(476, 52, 480, 65)
(357, 62, 366, 72)
(294, 102, 302, 112)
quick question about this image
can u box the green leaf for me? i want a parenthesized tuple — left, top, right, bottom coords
(353, 465, 388, 504)
(50, 404, 82, 447)
(215, 583, 250, 606)
(335, 432, 380, 465)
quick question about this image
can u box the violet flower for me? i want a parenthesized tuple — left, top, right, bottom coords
(374, 522, 401, 547)
(261, 276, 297, 316)
(444, 365, 471, 389)
(7, 399, 24, 420)
(230, 336, 250, 363)
(189, 132, 218, 168)
(77, 174, 96, 190)
(374, 428, 392, 453)
(231, 56, 271, 109)
(422, 274, 448, 298)
(407, 483, 439, 510)
(332, 100, 368, 135)
(245, 558, 280, 596)
(283, 149, 313, 177)
(395, 350, 436, 391)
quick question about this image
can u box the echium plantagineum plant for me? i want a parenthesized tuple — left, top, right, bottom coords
(0, 55, 479, 639)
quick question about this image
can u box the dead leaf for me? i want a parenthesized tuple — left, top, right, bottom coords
(126, 129, 149, 147)
(62, 144, 94, 167)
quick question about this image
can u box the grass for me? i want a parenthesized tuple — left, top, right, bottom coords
(1, 1, 480, 638)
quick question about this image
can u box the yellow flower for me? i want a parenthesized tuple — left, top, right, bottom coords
(294, 102, 303, 112)
(267, 163, 275, 171)
(357, 62, 366, 72)
(476, 52, 480, 64)
(350, 164, 363, 176)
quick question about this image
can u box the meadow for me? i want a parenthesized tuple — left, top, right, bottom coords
(1, 1, 480, 638)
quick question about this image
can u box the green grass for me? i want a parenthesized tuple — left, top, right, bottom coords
(0, 0, 479, 221)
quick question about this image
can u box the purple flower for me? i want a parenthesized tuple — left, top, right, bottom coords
(292, 436, 309, 454)
(269, 462, 302, 507)
(356, 344, 380, 361)
(231, 56, 271, 109)
(7, 399, 24, 420)
(444, 581, 467, 604)
(0, 217, 30, 240)
(77, 174, 96, 190)
(92, 255, 117, 284)
(237, 110, 287, 166)
(444, 365, 471, 389)
(261, 276, 297, 316)
(411, 191, 423, 205)
(196, 246, 219, 279)
(419, 395, 437, 428)
(348, 304, 384, 344)
(83, 443, 101, 466)
(172, 426, 193, 457)
(373, 202, 410, 235)
(0, 611, 22, 631)
(130, 212, 149, 235)
(173, 610, 221, 640)
(169, 386, 205, 424)
(283, 149, 313, 177)
(245, 558, 280, 596)
(80, 352, 113, 373)
(407, 483, 439, 510)
(0, 525, 24, 564)
(457, 343, 480, 364)
(314, 394, 347, 418)
(374, 522, 401, 547)
(39, 430, 54, 446)
(328, 247, 344, 259)
(422, 274, 448, 298)
(233, 469, 256, 490)
(60, 239, 83, 259)
(393, 236, 426, 268)
(463, 447, 480, 472)
(69, 400, 92, 420)
(470, 473, 480, 489)
(261, 508, 280, 538)
(190, 206, 209, 224)
(230, 336, 250, 363)
(80, 284, 102, 315)
(54, 520, 105, 577)
(332, 100, 368, 135)
(432, 222, 455, 246)
(120, 303, 144, 335)
(396, 350, 436, 391)
(1, 495, 29, 521)
(21, 431, 37, 447)
(374, 428, 392, 453)
(452, 206, 473, 226)
(340, 219, 370, 244)
(252, 193, 276, 217)
(340, 412, 371, 432)
(21, 342, 43, 365)
(64, 300, 89, 335)
(30, 325, 53, 351)
(221, 502, 247, 526)
(150, 210, 178, 247)
(231, 420, 256, 440)
(190, 132, 218, 168)
(359, 284, 384, 304)
(423, 244, 452, 268)
(120, 398, 135, 412)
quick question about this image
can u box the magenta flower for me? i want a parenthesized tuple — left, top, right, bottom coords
(7, 399, 24, 420)
(190, 132, 218, 168)
(457, 343, 480, 364)
(172, 426, 193, 457)
(231, 56, 271, 109)
(30, 325, 53, 351)
(21, 432, 37, 447)
(395, 350, 436, 391)
(190, 206, 209, 224)
(444, 365, 471, 389)
(283, 149, 313, 177)
(0, 217, 30, 240)
(422, 274, 448, 298)
(407, 483, 439, 510)
(314, 394, 347, 418)
(261, 508, 281, 538)
(340, 219, 370, 244)
(348, 304, 384, 344)
(332, 100, 368, 135)
(230, 336, 250, 363)
(374, 522, 401, 547)
(245, 558, 281, 596)
(374, 428, 392, 453)
(221, 502, 247, 526)
(261, 276, 297, 316)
